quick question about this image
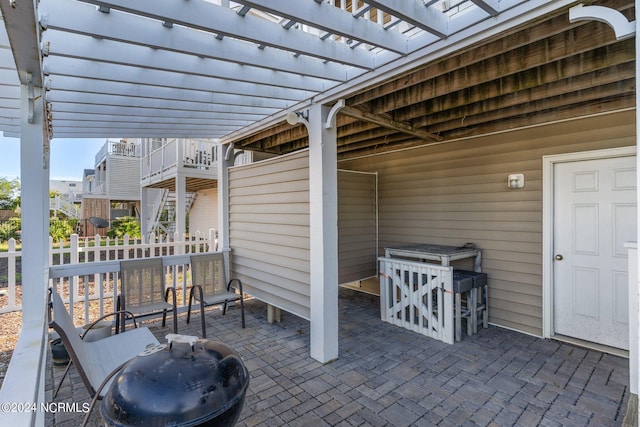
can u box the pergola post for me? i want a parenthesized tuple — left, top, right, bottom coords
(218, 142, 232, 274)
(19, 79, 49, 322)
(308, 103, 339, 363)
(635, 2, 640, 424)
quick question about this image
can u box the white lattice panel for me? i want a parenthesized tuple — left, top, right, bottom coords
(378, 257, 454, 344)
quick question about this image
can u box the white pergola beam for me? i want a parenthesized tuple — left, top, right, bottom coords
(47, 76, 294, 110)
(52, 129, 229, 138)
(52, 113, 255, 126)
(76, 0, 375, 69)
(42, 31, 334, 93)
(50, 102, 270, 120)
(46, 91, 276, 116)
(233, 0, 409, 54)
(52, 123, 239, 132)
(0, 85, 20, 99)
(42, 57, 310, 101)
(471, 0, 500, 16)
(0, 98, 19, 108)
(40, 0, 350, 82)
(363, 0, 448, 38)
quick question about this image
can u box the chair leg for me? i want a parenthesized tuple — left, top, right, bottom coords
(188, 285, 206, 338)
(187, 287, 195, 324)
(466, 290, 473, 337)
(455, 292, 462, 342)
(199, 297, 205, 339)
(53, 360, 73, 399)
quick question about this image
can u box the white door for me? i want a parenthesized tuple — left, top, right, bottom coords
(553, 155, 636, 350)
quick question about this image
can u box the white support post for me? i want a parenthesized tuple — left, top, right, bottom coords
(217, 143, 232, 252)
(20, 80, 49, 322)
(175, 174, 186, 244)
(635, 4, 640, 425)
(140, 186, 148, 238)
(308, 103, 339, 363)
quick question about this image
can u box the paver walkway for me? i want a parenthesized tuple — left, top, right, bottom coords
(46, 287, 630, 426)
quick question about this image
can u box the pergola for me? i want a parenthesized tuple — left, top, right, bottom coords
(0, 1, 637, 425)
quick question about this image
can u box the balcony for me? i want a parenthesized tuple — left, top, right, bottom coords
(140, 139, 218, 188)
(94, 140, 139, 166)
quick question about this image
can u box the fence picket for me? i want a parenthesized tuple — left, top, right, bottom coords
(0, 231, 216, 318)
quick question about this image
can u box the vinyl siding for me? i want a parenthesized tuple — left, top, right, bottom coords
(107, 157, 140, 201)
(189, 188, 218, 236)
(338, 170, 377, 284)
(339, 110, 635, 336)
(229, 150, 311, 319)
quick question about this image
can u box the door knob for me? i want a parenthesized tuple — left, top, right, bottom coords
(555, 254, 563, 261)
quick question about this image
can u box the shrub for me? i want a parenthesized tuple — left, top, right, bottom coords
(107, 216, 141, 239)
(50, 218, 73, 241)
(0, 221, 18, 242)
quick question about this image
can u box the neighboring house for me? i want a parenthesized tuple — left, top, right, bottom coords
(81, 139, 141, 236)
(49, 179, 82, 219)
(138, 137, 265, 240)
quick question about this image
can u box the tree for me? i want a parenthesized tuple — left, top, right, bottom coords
(0, 177, 20, 211)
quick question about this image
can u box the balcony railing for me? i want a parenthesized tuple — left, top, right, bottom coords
(141, 139, 218, 184)
(95, 140, 139, 165)
(82, 179, 106, 196)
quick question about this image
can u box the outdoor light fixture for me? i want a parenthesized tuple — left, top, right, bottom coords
(507, 173, 525, 189)
(285, 111, 309, 128)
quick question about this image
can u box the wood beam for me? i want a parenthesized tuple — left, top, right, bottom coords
(365, 23, 629, 115)
(0, 0, 41, 85)
(436, 94, 635, 140)
(349, 3, 630, 106)
(340, 105, 438, 142)
(411, 68, 636, 129)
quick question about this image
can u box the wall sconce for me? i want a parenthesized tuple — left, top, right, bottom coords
(285, 111, 309, 128)
(507, 173, 525, 189)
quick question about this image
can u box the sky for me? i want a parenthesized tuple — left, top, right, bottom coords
(0, 136, 106, 182)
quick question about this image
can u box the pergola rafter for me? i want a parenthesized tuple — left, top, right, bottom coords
(0, 0, 583, 140)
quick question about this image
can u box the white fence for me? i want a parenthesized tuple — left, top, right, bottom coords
(0, 230, 216, 318)
(378, 257, 454, 344)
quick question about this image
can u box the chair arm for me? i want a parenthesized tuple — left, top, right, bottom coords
(80, 310, 139, 339)
(164, 287, 177, 307)
(227, 278, 243, 296)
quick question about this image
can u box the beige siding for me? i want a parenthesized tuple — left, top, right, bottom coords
(338, 170, 377, 284)
(107, 157, 140, 201)
(229, 150, 311, 319)
(189, 188, 218, 236)
(339, 110, 635, 336)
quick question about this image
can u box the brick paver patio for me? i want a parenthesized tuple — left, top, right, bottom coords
(46, 287, 630, 426)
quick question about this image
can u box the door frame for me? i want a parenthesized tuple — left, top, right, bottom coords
(542, 146, 636, 339)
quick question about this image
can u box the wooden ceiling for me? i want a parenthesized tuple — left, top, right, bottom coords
(145, 177, 217, 193)
(233, 0, 635, 160)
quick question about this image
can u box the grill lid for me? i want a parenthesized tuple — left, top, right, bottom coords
(101, 334, 249, 427)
